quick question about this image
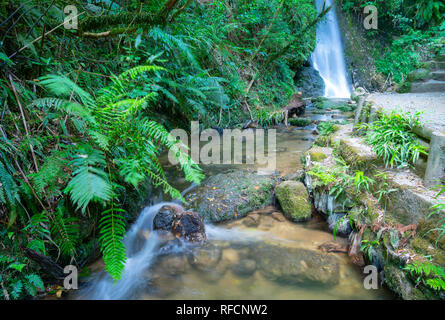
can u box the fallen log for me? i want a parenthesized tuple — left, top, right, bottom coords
(23, 248, 65, 280)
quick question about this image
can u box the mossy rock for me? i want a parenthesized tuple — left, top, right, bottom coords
(184, 170, 275, 223)
(410, 236, 445, 266)
(305, 146, 332, 162)
(384, 264, 426, 300)
(416, 218, 445, 251)
(406, 69, 430, 82)
(275, 181, 311, 222)
(336, 137, 380, 172)
(288, 117, 312, 127)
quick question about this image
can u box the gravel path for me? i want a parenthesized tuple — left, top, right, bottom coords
(367, 92, 445, 132)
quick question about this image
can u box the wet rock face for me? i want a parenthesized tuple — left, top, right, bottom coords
(185, 170, 275, 223)
(153, 205, 206, 244)
(153, 205, 181, 231)
(275, 181, 312, 222)
(254, 244, 340, 286)
(327, 213, 352, 237)
(173, 211, 207, 243)
(295, 64, 325, 98)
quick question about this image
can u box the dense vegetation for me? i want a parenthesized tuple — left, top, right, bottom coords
(0, 0, 329, 299)
(341, 0, 445, 86)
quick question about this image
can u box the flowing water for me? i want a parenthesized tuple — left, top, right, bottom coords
(73, 107, 392, 300)
(312, 0, 351, 98)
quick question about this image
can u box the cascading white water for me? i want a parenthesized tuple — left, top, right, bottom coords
(80, 202, 178, 300)
(311, 0, 351, 98)
(79, 202, 264, 300)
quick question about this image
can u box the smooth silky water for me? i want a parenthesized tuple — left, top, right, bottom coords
(312, 0, 351, 98)
(73, 108, 392, 300)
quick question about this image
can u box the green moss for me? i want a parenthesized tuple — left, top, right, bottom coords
(288, 117, 312, 127)
(275, 181, 311, 222)
(406, 69, 430, 82)
(305, 146, 332, 163)
(410, 237, 445, 266)
(417, 218, 445, 250)
(384, 264, 427, 300)
(397, 81, 413, 93)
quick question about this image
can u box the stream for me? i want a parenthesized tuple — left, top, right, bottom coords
(71, 1, 388, 300)
(72, 105, 392, 300)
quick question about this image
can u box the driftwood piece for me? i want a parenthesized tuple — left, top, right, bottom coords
(23, 248, 65, 280)
(318, 242, 348, 254)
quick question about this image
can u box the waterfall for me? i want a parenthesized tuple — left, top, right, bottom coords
(311, 0, 351, 98)
(79, 202, 180, 300)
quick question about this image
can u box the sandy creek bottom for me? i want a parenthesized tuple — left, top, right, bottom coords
(72, 109, 393, 300)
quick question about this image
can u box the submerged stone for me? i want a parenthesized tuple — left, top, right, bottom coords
(232, 259, 257, 277)
(254, 244, 340, 286)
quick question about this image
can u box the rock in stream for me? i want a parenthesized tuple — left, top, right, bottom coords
(184, 170, 275, 223)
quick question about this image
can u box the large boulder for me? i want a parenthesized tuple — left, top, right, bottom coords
(185, 170, 275, 223)
(275, 181, 311, 222)
(254, 244, 340, 286)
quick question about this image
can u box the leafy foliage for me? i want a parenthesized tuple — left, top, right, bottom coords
(361, 111, 428, 168)
(0, 0, 330, 293)
(405, 261, 445, 292)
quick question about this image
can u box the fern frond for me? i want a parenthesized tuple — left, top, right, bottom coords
(118, 65, 166, 80)
(10, 280, 23, 300)
(98, 206, 127, 281)
(0, 160, 20, 206)
(50, 209, 79, 257)
(65, 146, 112, 213)
(38, 74, 95, 107)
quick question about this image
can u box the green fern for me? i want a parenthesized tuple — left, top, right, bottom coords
(405, 261, 445, 291)
(0, 160, 20, 206)
(10, 279, 23, 300)
(65, 145, 112, 213)
(50, 209, 79, 257)
(38, 74, 95, 107)
(23, 274, 44, 296)
(98, 206, 127, 281)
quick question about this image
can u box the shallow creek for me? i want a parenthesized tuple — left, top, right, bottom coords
(73, 105, 392, 300)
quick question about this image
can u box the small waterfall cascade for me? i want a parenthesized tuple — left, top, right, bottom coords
(79, 202, 263, 300)
(80, 202, 179, 300)
(311, 0, 351, 98)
